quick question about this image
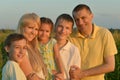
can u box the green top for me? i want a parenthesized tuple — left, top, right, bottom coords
(39, 38, 57, 80)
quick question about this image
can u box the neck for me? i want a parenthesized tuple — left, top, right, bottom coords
(80, 24, 94, 37)
(39, 38, 50, 44)
(57, 39, 68, 50)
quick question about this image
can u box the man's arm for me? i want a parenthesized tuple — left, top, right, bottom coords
(69, 55, 115, 79)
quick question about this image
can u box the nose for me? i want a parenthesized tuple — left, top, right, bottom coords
(31, 29, 37, 35)
(20, 48, 26, 54)
(43, 31, 46, 35)
(20, 49, 24, 54)
(78, 18, 84, 25)
(61, 27, 66, 33)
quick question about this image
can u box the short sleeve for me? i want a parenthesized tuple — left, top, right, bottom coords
(103, 29, 118, 57)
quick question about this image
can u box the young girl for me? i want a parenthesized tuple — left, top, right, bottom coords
(38, 17, 64, 80)
(55, 14, 81, 80)
(16, 13, 48, 80)
(2, 33, 27, 80)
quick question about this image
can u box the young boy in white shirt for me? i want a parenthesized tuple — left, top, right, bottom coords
(2, 33, 27, 80)
(54, 13, 81, 80)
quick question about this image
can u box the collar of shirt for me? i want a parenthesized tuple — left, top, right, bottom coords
(74, 24, 99, 39)
(60, 41, 71, 51)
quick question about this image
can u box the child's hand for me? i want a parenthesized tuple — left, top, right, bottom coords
(69, 65, 81, 80)
(55, 72, 64, 80)
(27, 73, 43, 80)
(52, 70, 64, 80)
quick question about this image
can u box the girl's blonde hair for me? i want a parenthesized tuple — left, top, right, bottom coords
(16, 13, 48, 77)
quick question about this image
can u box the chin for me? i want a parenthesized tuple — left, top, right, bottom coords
(28, 38, 34, 42)
(17, 60, 23, 63)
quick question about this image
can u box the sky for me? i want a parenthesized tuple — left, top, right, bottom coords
(0, 0, 120, 29)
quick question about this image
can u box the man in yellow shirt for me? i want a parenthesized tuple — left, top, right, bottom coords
(69, 4, 117, 80)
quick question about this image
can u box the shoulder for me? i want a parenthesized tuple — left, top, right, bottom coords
(67, 42, 80, 59)
(93, 24, 112, 39)
(95, 24, 111, 35)
(51, 38, 57, 43)
(2, 61, 18, 75)
(49, 38, 57, 45)
(3, 61, 17, 70)
(68, 41, 79, 51)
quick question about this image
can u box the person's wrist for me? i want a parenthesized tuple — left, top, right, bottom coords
(82, 70, 88, 78)
(56, 72, 64, 80)
(27, 72, 36, 80)
(58, 71, 64, 75)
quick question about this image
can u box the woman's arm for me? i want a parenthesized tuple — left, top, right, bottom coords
(20, 54, 33, 76)
(20, 54, 42, 80)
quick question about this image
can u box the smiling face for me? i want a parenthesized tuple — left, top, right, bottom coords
(5, 39, 27, 64)
(17, 13, 40, 42)
(23, 20, 39, 42)
(55, 19, 72, 41)
(38, 23, 51, 41)
(73, 8, 93, 34)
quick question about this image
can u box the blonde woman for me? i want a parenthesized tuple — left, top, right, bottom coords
(16, 13, 48, 80)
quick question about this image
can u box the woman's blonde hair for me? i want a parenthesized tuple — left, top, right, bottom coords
(16, 13, 48, 77)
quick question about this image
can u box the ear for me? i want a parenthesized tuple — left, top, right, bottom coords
(91, 13, 94, 19)
(69, 29, 72, 34)
(4, 46, 10, 53)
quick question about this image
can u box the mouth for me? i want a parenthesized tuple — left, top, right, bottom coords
(18, 54, 24, 59)
(28, 35, 35, 41)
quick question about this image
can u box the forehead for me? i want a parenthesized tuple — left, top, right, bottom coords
(40, 23, 52, 29)
(58, 19, 72, 25)
(41, 22, 53, 30)
(11, 39, 26, 46)
(26, 19, 37, 25)
(41, 23, 52, 27)
(24, 22, 39, 31)
(74, 8, 91, 17)
(23, 19, 39, 27)
(57, 19, 73, 29)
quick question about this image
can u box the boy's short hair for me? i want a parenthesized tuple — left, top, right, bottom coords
(72, 4, 92, 18)
(55, 13, 74, 29)
(4, 33, 26, 47)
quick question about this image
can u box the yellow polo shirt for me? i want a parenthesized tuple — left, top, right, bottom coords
(69, 24, 117, 80)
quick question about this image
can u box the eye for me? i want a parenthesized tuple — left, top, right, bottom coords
(23, 46, 27, 50)
(15, 46, 20, 49)
(46, 30, 50, 32)
(66, 27, 69, 29)
(74, 18, 79, 22)
(58, 25, 63, 28)
(81, 17, 86, 20)
(35, 28, 39, 31)
(28, 26, 33, 29)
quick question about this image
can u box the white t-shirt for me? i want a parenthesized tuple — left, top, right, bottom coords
(2, 60, 27, 80)
(60, 41, 81, 80)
